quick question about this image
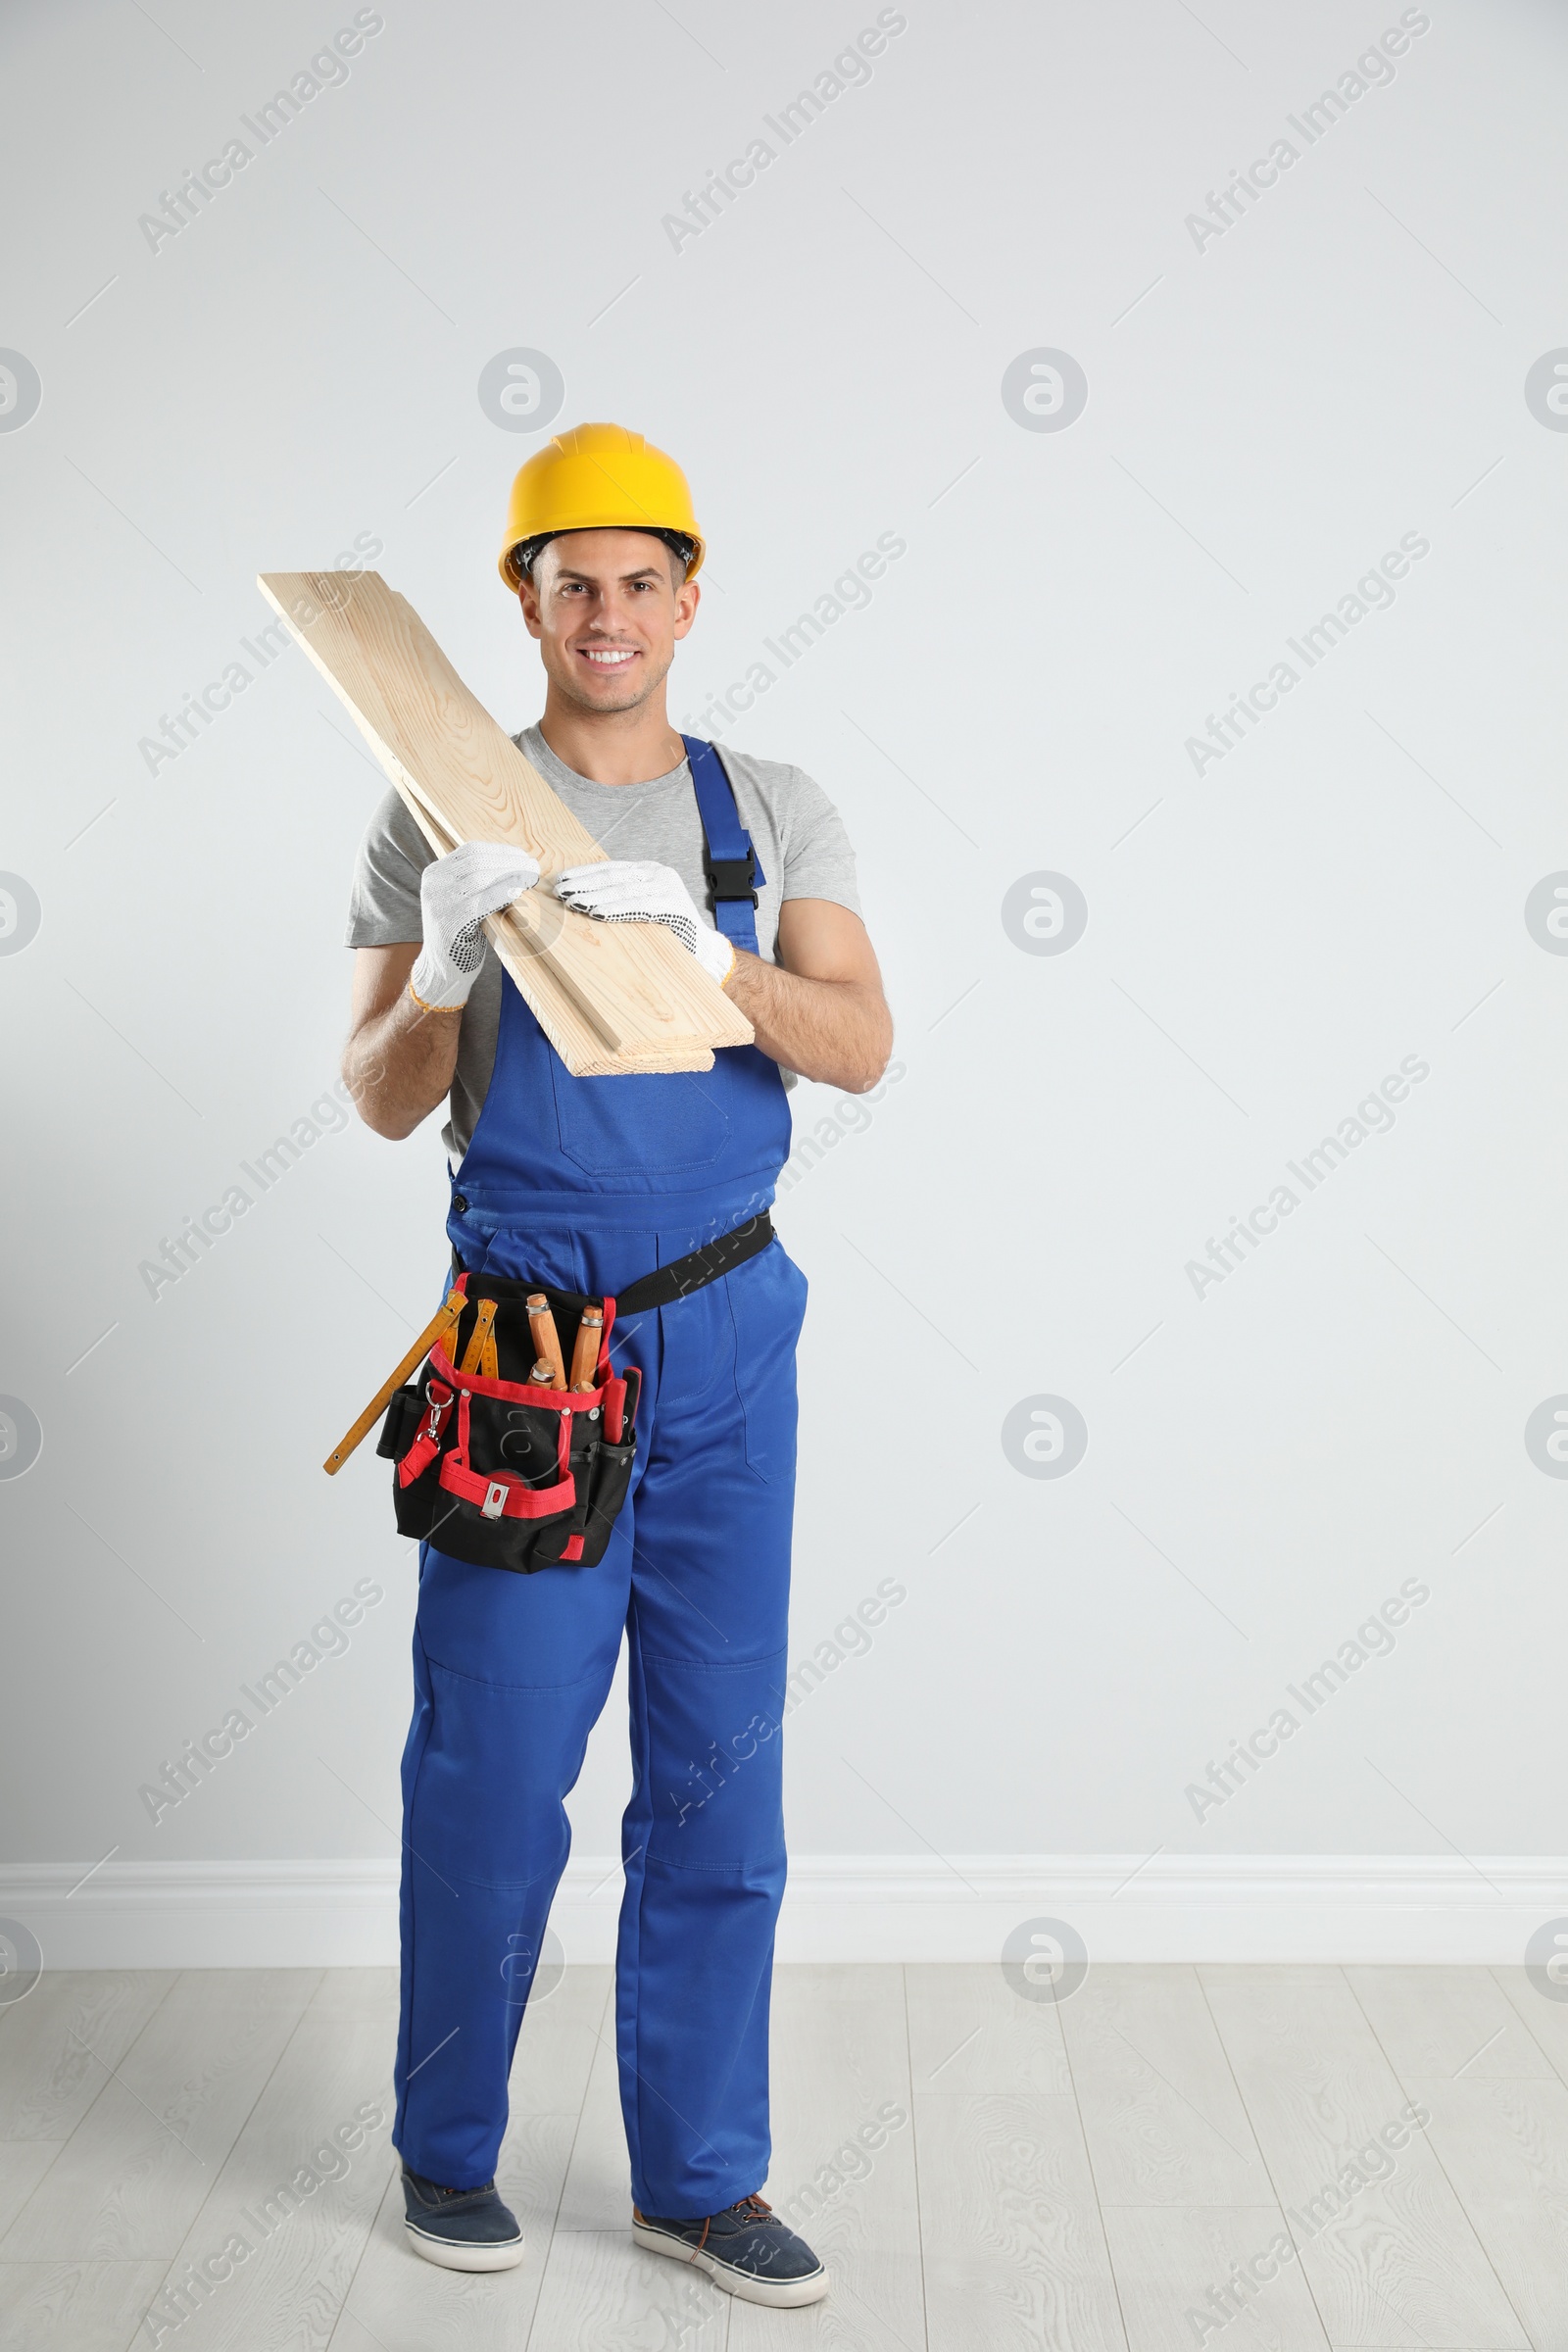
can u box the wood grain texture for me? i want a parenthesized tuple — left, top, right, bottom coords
(295, 1965, 394, 2022)
(0, 2258, 171, 2352)
(508, 1963, 612, 2118)
(526, 2228, 732, 2352)
(258, 569, 755, 1074)
(0, 1971, 176, 2142)
(1401, 2075, 1568, 2349)
(913, 2091, 1125, 2352)
(1100, 2204, 1332, 2352)
(0, 2148, 60, 2242)
(763, 1965, 918, 2263)
(1200, 1967, 1528, 2349)
(331, 2111, 577, 2352)
(1345, 1966, 1555, 2082)
(5, 1963, 1565, 2347)
(141, 1988, 393, 2350)
(552, 2025, 633, 2234)
(0, 1969, 315, 2261)
(729, 2249, 924, 2352)
(1060, 1964, 1267, 2207)
(904, 1959, 1070, 2097)
(1492, 1965, 1568, 2090)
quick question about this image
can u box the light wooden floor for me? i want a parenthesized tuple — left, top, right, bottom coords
(0, 1961, 1564, 2349)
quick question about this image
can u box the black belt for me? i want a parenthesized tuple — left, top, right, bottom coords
(451, 1210, 774, 1320)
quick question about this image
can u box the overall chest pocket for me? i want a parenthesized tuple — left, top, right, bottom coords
(550, 1064, 731, 1179)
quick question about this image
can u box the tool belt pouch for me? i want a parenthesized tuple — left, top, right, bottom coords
(375, 1274, 637, 1575)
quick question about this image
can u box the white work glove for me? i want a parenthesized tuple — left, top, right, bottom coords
(409, 841, 541, 1010)
(554, 859, 736, 987)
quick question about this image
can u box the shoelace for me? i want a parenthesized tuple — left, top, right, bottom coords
(641, 2191, 782, 2258)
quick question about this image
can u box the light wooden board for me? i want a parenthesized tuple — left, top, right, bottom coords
(525, 2228, 732, 2352)
(0, 1971, 176, 2142)
(1100, 2203, 1332, 2352)
(0, 2149, 59, 2242)
(0, 2258, 171, 2352)
(1199, 1966, 1529, 2349)
(1345, 1966, 1554, 2082)
(729, 2249, 924, 2352)
(8, 1963, 1568, 2347)
(1059, 1964, 1267, 2207)
(905, 1958, 1070, 2097)
(332, 2111, 577, 2352)
(1401, 2075, 1568, 2348)
(1492, 1965, 1568, 2090)
(507, 1962, 612, 2117)
(913, 2090, 1125, 2352)
(258, 569, 756, 1075)
(763, 1964, 918, 2258)
(551, 2025, 632, 2234)
(0, 1970, 315, 2261)
(140, 1974, 394, 2351)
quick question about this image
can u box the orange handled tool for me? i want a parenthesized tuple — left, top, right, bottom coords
(568, 1305, 604, 1393)
(323, 1288, 466, 1474)
(526, 1294, 567, 1391)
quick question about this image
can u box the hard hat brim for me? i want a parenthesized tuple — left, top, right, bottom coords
(501, 523, 704, 592)
(497, 423, 705, 590)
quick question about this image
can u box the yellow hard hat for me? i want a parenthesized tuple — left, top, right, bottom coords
(498, 421, 705, 591)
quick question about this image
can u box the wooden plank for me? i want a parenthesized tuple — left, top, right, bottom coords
(1059, 1964, 1267, 2207)
(298, 1966, 392, 2023)
(525, 2229, 731, 2352)
(1345, 1966, 1554, 2082)
(331, 2111, 577, 2352)
(905, 1959, 1070, 2097)
(730, 2249, 923, 2352)
(507, 1965, 612, 2118)
(1, 1970, 316, 2261)
(0, 2149, 59, 2241)
(364, 755, 711, 1079)
(552, 2026, 631, 2234)
(1100, 2205, 1332, 2352)
(1402, 2074, 1568, 2349)
(1491, 1966, 1568, 2090)
(139, 1991, 393, 2350)
(258, 569, 755, 1075)
(763, 1965, 918, 2264)
(0, 1971, 176, 2142)
(913, 2090, 1125, 2352)
(1200, 1966, 1528, 2349)
(0, 2259, 171, 2352)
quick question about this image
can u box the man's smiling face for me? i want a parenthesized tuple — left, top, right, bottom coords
(517, 528, 700, 716)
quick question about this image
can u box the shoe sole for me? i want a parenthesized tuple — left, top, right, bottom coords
(405, 2219, 525, 2272)
(632, 2221, 829, 2307)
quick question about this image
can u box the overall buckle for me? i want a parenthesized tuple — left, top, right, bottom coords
(705, 849, 758, 906)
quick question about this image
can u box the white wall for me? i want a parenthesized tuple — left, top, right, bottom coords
(4, 0, 1568, 1962)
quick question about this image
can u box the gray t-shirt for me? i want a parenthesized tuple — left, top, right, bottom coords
(345, 724, 862, 1160)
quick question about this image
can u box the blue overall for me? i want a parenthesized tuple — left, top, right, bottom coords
(393, 741, 805, 2215)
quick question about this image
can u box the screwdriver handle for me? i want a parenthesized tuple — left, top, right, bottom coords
(526, 1294, 566, 1391)
(569, 1306, 605, 1393)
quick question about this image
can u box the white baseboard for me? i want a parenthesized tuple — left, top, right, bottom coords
(4, 1855, 1568, 1969)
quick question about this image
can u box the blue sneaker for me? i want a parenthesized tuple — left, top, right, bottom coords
(632, 2192, 828, 2306)
(402, 2163, 524, 2271)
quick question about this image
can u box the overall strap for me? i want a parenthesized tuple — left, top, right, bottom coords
(682, 734, 766, 956)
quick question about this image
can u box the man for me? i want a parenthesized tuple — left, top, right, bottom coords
(342, 422, 891, 2307)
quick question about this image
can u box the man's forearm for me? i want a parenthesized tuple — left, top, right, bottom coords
(345, 983, 462, 1140)
(723, 952, 892, 1094)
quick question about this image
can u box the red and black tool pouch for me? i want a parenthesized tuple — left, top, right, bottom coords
(376, 1272, 639, 1575)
